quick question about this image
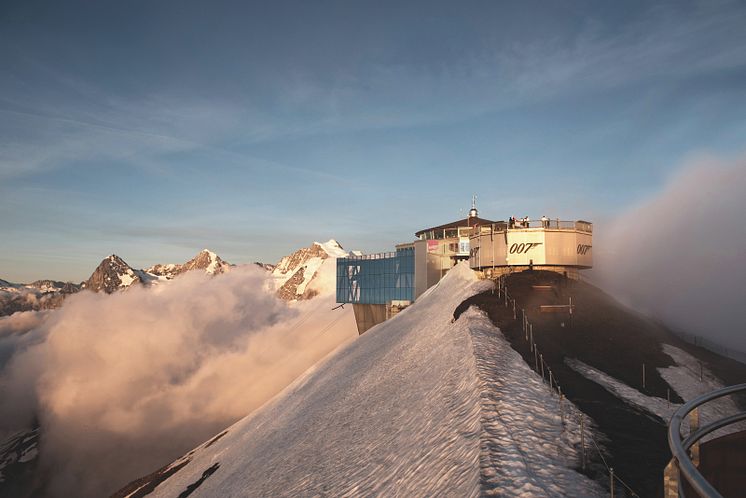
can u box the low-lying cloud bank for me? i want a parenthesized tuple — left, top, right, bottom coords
(0, 265, 356, 497)
(594, 153, 746, 354)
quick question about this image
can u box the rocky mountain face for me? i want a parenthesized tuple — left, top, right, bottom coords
(0, 279, 81, 317)
(0, 250, 234, 316)
(272, 240, 347, 301)
(81, 255, 143, 294)
(147, 250, 231, 279)
(0, 428, 41, 497)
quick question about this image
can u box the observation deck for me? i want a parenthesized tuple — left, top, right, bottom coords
(469, 219, 593, 275)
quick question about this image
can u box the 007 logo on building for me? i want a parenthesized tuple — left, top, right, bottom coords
(509, 242, 542, 254)
(577, 244, 592, 255)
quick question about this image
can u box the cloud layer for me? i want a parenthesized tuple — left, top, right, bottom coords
(0, 265, 356, 497)
(594, 153, 746, 353)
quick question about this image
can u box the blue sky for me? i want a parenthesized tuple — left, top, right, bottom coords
(2, 0, 746, 282)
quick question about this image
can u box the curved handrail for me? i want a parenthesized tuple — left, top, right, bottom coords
(668, 383, 746, 497)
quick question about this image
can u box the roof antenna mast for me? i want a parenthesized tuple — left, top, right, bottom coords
(469, 194, 478, 218)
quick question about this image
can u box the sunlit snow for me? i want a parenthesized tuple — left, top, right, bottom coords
(143, 264, 602, 497)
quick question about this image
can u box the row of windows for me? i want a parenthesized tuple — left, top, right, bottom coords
(336, 250, 415, 304)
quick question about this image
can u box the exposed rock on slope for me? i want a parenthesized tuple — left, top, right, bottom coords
(272, 240, 347, 301)
(0, 250, 235, 315)
(81, 255, 142, 294)
(147, 250, 232, 279)
(0, 279, 80, 316)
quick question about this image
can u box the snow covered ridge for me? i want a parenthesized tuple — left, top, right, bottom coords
(0, 280, 79, 317)
(117, 263, 602, 498)
(272, 239, 348, 301)
(77, 249, 233, 294)
(0, 250, 234, 314)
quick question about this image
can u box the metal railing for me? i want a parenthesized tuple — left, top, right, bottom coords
(667, 383, 746, 497)
(476, 219, 593, 234)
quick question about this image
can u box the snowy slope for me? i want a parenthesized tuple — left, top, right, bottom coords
(567, 344, 746, 441)
(124, 264, 602, 498)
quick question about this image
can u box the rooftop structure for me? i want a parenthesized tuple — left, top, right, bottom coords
(336, 199, 593, 334)
(469, 218, 593, 278)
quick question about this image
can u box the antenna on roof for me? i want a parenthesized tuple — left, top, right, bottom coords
(469, 194, 478, 218)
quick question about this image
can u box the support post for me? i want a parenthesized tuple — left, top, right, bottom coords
(690, 408, 700, 467)
(610, 467, 615, 498)
(540, 354, 545, 381)
(580, 415, 586, 471)
(642, 362, 646, 390)
(663, 459, 679, 498)
(534, 345, 538, 371)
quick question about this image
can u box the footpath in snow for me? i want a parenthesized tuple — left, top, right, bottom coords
(130, 264, 602, 497)
(567, 344, 746, 442)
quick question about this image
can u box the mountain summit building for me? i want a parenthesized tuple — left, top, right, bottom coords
(337, 202, 593, 334)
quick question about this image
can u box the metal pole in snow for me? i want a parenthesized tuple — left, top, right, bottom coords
(529, 324, 533, 351)
(549, 369, 554, 391)
(642, 363, 646, 390)
(610, 467, 615, 498)
(580, 415, 586, 471)
(513, 299, 516, 319)
(534, 345, 538, 371)
(540, 354, 545, 381)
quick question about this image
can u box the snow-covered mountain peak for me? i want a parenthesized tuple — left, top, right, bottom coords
(146, 250, 232, 279)
(315, 239, 348, 258)
(272, 240, 348, 301)
(82, 254, 140, 294)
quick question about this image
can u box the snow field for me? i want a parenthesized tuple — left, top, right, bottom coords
(567, 344, 746, 442)
(464, 309, 604, 497)
(142, 264, 606, 497)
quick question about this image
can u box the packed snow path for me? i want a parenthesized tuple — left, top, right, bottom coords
(137, 264, 602, 497)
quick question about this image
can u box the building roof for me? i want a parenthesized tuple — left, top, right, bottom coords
(414, 216, 498, 237)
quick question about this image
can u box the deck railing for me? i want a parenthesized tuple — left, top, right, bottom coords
(475, 219, 593, 234)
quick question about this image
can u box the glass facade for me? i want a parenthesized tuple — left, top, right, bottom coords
(336, 247, 415, 304)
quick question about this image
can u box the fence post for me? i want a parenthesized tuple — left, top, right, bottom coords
(690, 408, 700, 467)
(642, 363, 646, 390)
(549, 369, 554, 391)
(610, 467, 615, 498)
(540, 354, 545, 381)
(529, 324, 533, 350)
(580, 415, 586, 471)
(534, 345, 538, 371)
(513, 299, 516, 319)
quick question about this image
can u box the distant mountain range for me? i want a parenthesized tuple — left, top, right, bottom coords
(0, 240, 350, 317)
(0, 249, 232, 316)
